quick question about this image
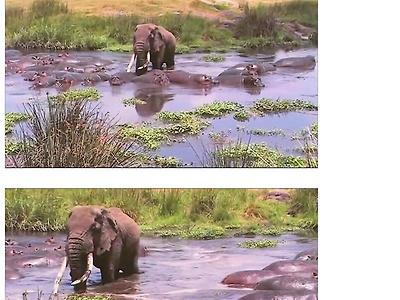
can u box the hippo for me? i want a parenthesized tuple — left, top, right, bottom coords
(221, 270, 316, 288)
(22, 71, 42, 81)
(263, 260, 317, 274)
(295, 248, 318, 261)
(165, 70, 219, 87)
(109, 71, 138, 86)
(255, 276, 318, 292)
(218, 63, 276, 77)
(5, 265, 23, 280)
(66, 65, 106, 73)
(31, 76, 57, 89)
(273, 56, 316, 70)
(82, 73, 110, 86)
(5, 49, 23, 59)
(132, 70, 170, 86)
(239, 290, 317, 300)
(216, 74, 265, 88)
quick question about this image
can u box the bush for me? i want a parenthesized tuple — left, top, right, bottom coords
(236, 3, 278, 38)
(29, 0, 69, 19)
(9, 94, 139, 167)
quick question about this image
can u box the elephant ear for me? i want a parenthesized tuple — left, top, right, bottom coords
(96, 208, 118, 256)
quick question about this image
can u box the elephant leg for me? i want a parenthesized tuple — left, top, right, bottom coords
(123, 242, 140, 275)
(165, 50, 175, 70)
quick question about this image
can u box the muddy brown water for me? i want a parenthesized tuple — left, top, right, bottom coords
(5, 232, 317, 300)
(5, 48, 317, 165)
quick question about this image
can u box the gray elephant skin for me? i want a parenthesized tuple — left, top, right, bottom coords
(64, 205, 141, 293)
(128, 23, 176, 75)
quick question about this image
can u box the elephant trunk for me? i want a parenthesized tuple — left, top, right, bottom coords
(131, 41, 150, 75)
(67, 236, 92, 293)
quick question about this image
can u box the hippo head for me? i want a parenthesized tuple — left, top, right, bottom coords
(245, 64, 260, 76)
(195, 75, 219, 86)
(55, 78, 72, 91)
(242, 75, 265, 87)
(65, 66, 75, 72)
(82, 77, 94, 86)
(109, 75, 123, 86)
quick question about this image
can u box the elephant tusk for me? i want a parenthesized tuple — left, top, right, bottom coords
(137, 52, 151, 71)
(71, 253, 93, 286)
(50, 257, 68, 299)
(127, 53, 136, 72)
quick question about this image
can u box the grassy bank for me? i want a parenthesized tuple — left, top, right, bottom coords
(5, 188, 318, 236)
(5, 0, 317, 51)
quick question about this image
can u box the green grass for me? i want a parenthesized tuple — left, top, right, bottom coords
(288, 188, 318, 230)
(202, 53, 225, 62)
(5, 112, 30, 134)
(49, 87, 101, 102)
(253, 99, 317, 114)
(194, 101, 244, 118)
(239, 239, 278, 249)
(6, 0, 317, 51)
(5, 189, 318, 235)
(120, 124, 169, 150)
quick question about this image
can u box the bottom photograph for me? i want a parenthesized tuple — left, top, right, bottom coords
(5, 188, 318, 300)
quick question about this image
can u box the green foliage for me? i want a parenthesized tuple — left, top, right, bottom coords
(5, 141, 29, 155)
(253, 99, 318, 114)
(49, 87, 101, 102)
(5, 112, 30, 134)
(289, 189, 318, 230)
(67, 295, 111, 300)
(245, 128, 286, 136)
(236, 3, 278, 38)
(122, 98, 147, 107)
(202, 53, 225, 62)
(10, 98, 138, 167)
(120, 124, 169, 150)
(153, 156, 182, 168)
(5, 188, 317, 236)
(29, 0, 68, 18)
(164, 117, 210, 135)
(233, 109, 251, 121)
(194, 101, 244, 118)
(239, 239, 278, 249)
(270, 0, 318, 28)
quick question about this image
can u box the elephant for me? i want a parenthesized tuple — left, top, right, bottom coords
(239, 290, 317, 300)
(109, 71, 138, 86)
(51, 206, 141, 296)
(221, 270, 316, 288)
(294, 248, 318, 261)
(217, 63, 276, 77)
(255, 275, 318, 292)
(263, 260, 318, 274)
(215, 74, 265, 88)
(127, 23, 176, 75)
(273, 56, 316, 70)
(165, 70, 219, 87)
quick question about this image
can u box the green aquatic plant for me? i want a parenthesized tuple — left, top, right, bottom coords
(120, 124, 169, 150)
(202, 53, 225, 62)
(253, 99, 317, 114)
(5, 112, 30, 134)
(184, 225, 225, 240)
(122, 97, 146, 107)
(194, 101, 244, 118)
(164, 117, 210, 135)
(67, 295, 111, 300)
(239, 239, 278, 249)
(233, 109, 251, 122)
(153, 156, 182, 168)
(49, 87, 101, 102)
(157, 111, 194, 123)
(245, 128, 286, 136)
(9, 98, 138, 168)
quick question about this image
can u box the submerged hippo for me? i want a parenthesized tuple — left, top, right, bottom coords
(218, 63, 276, 77)
(295, 248, 318, 261)
(255, 275, 318, 292)
(222, 270, 315, 288)
(82, 73, 111, 86)
(216, 74, 265, 88)
(109, 71, 138, 86)
(263, 260, 318, 273)
(274, 56, 316, 70)
(165, 70, 219, 87)
(31, 76, 57, 89)
(132, 70, 171, 86)
(239, 290, 317, 300)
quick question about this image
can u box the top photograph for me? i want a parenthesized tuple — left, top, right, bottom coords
(5, 0, 318, 168)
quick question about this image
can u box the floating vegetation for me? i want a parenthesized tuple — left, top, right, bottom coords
(122, 97, 146, 107)
(49, 87, 101, 102)
(157, 111, 194, 123)
(153, 156, 182, 168)
(194, 101, 244, 118)
(233, 109, 251, 121)
(239, 239, 278, 249)
(234, 225, 283, 237)
(164, 117, 210, 135)
(5, 112, 30, 134)
(202, 53, 225, 62)
(67, 295, 112, 300)
(253, 99, 317, 114)
(120, 124, 169, 150)
(184, 225, 225, 240)
(239, 128, 286, 137)
(209, 143, 309, 168)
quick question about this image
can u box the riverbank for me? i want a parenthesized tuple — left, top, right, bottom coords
(5, 0, 317, 52)
(5, 189, 318, 237)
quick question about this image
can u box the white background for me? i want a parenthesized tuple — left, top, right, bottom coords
(2, 0, 400, 299)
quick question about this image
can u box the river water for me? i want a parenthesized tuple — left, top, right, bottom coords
(5, 232, 317, 300)
(5, 48, 317, 165)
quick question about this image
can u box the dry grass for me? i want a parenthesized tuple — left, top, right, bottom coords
(5, 0, 299, 17)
